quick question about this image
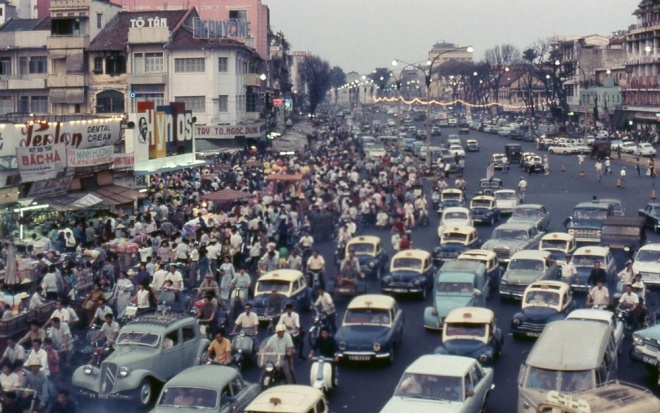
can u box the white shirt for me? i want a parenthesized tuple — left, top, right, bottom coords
(315, 292, 335, 314)
(152, 270, 168, 290)
(235, 312, 259, 329)
(136, 289, 150, 308)
(166, 271, 184, 290)
(619, 292, 639, 307)
(278, 311, 301, 336)
(2, 344, 24, 364)
(230, 233, 243, 250)
(50, 308, 70, 324)
(560, 261, 577, 281)
(307, 255, 325, 271)
(299, 235, 314, 248)
(588, 286, 609, 307)
(174, 243, 190, 260)
(0, 372, 20, 390)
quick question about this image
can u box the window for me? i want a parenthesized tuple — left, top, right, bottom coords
(29, 57, 47, 74)
(174, 58, 205, 73)
(229, 10, 247, 21)
(96, 90, 124, 113)
(0, 58, 10, 76)
(182, 327, 196, 342)
(0, 96, 11, 115)
(133, 53, 143, 74)
(93, 57, 103, 74)
(97, 13, 102, 29)
(31, 96, 48, 113)
(51, 18, 80, 36)
(105, 55, 126, 75)
(218, 57, 228, 72)
(218, 95, 228, 112)
(131, 93, 164, 112)
(174, 96, 205, 112)
(19, 57, 27, 75)
(133, 52, 163, 73)
(164, 331, 179, 348)
(230, 378, 243, 395)
(18, 96, 28, 112)
(246, 92, 257, 112)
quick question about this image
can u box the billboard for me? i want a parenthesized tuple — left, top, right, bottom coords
(136, 102, 194, 160)
(16, 144, 67, 183)
(27, 176, 74, 198)
(67, 146, 114, 167)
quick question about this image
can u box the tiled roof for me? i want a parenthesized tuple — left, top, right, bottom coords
(0, 17, 50, 32)
(167, 25, 253, 52)
(88, 9, 191, 52)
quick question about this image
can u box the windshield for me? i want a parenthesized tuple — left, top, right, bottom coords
(117, 332, 160, 347)
(256, 280, 290, 293)
(573, 208, 608, 220)
(525, 368, 594, 392)
(524, 291, 560, 307)
(349, 243, 375, 255)
(472, 200, 492, 208)
(636, 249, 660, 262)
(445, 322, 487, 339)
(392, 257, 423, 270)
(572, 255, 603, 267)
(492, 229, 529, 241)
(394, 373, 464, 402)
(344, 308, 391, 325)
(444, 212, 468, 220)
(601, 225, 640, 236)
(442, 233, 468, 243)
(509, 259, 545, 271)
(442, 193, 462, 201)
(495, 192, 516, 200)
(540, 240, 568, 251)
(512, 208, 542, 218)
(438, 282, 474, 294)
(158, 387, 218, 409)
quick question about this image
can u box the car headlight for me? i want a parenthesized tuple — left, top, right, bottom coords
(479, 355, 488, 363)
(513, 319, 521, 325)
(567, 229, 575, 235)
(83, 365, 93, 375)
(369, 262, 375, 268)
(118, 367, 130, 378)
(430, 308, 438, 315)
(624, 246, 630, 252)
(373, 343, 381, 352)
(414, 280, 421, 286)
(338, 342, 346, 350)
(265, 362, 274, 372)
(633, 334, 643, 345)
(500, 280, 507, 285)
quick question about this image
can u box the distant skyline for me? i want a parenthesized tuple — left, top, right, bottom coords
(267, 0, 639, 73)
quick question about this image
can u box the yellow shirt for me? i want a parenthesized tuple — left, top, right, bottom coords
(207, 338, 231, 363)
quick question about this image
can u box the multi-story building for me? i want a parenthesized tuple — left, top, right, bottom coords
(0, 0, 39, 23)
(427, 42, 472, 99)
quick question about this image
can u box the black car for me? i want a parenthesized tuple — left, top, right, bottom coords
(638, 202, 660, 232)
(504, 143, 523, 164)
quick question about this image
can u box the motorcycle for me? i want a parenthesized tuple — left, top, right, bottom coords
(310, 356, 336, 393)
(308, 309, 331, 347)
(417, 207, 430, 227)
(334, 242, 346, 270)
(257, 350, 288, 389)
(308, 269, 324, 300)
(230, 287, 249, 319)
(230, 328, 258, 370)
(616, 307, 636, 336)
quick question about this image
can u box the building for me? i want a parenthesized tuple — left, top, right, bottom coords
(0, 0, 39, 23)
(428, 41, 472, 65)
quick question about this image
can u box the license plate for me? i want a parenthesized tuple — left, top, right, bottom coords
(393, 289, 408, 293)
(643, 356, 660, 366)
(258, 316, 270, 321)
(336, 288, 352, 293)
(349, 355, 371, 361)
(526, 332, 540, 337)
(96, 394, 109, 399)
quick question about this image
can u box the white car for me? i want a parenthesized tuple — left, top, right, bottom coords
(448, 118, 458, 126)
(570, 142, 590, 154)
(634, 142, 656, 157)
(493, 189, 519, 214)
(620, 141, 638, 154)
(633, 244, 660, 286)
(547, 143, 577, 155)
(567, 309, 624, 355)
(449, 145, 465, 157)
(387, 119, 396, 127)
(438, 207, 473, 239)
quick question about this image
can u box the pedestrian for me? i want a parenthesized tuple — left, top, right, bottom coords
(651, 158, 656, 178)
(543, 155, 549, 176)
(636, 158, 642, 176)
(604, 157, 612, 175)
(502, 155, 509, 173)
(577, 153, 585, 173)
(517, 177, 527, 203)
(616, 145, 621, 159)
(620, 167, 626, 187)
(595, 160, 603, 182)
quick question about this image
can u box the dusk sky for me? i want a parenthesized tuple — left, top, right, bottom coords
(267, 0, 638, 73)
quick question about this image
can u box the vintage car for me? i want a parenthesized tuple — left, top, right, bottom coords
(457, 249, 502, 292)
(438, 188, 466, 213)
(571, 246, 616, 293)
(505, 143, 523, 163)
(433, 226, 482, 265)
(152, 365, 260, 413)
(638, 202, 660, 232)
(538, 232, 577, 263)
(345, 236, 389, 279)
(466, 139, 480, 152)
(631, 324, 660, 374)
(600, 198, 625, 217)
(548, 143, 579, 155)
(381, 249, 435, 299)
(380, 354, 495, 413)
(252, 270, 312, 320)
(423, 261, 490, 331)
(244, 385, 330, 413)
(565, 200, 614, 243)
(335, 294, 404, 364)
(567, 309, 624, 355)
(437, 207, 473, 239)
(470, 195, 501, 226)
(478, 177, 504, 191)
(500, 250, 559, 301)
(493, 189, 519, 214)
(507, 204, 551, 232)
(633, 243, 660, 287)
(491, 153, 505, 169)
(521, 152, 545, 174)
(481, 223, 545, 264)
(434, 307, 503, 367)
(536, 384, 660, 413)
(600, 216, 646, 270)
(511, 281, 575, 339)
(72, 314, 211, 408)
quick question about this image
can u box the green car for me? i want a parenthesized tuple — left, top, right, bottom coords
(151, 365, 261, 413)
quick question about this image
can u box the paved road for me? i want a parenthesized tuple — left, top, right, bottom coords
(81, 120, 660, 413)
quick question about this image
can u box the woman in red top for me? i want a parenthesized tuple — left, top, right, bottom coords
(399, 233, 413, 250)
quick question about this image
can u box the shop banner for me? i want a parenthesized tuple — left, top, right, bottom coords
(67, 146, 114, 167)
(194, 123, 265, 139)
(16, 144, 66, 182)
(27, 175, 73, 198)
(113, 153, 135, 168)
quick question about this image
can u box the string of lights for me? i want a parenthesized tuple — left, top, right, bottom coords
(373, 96, 532, 110)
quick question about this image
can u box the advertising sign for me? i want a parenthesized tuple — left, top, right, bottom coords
(16, 144, 66, 182)
(67, 146, 114, 167)
(136, 101, 194, 160)
(194, 124, 265, 140)
(27, 175, 74, 198)
(113, 153, 135, 168)
(192, 17, 251, 39)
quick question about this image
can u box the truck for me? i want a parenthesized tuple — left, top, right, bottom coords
(590, 137, 611, 160)
(565, 199, 614, 243)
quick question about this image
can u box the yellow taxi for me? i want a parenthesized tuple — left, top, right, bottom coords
(252, 270, 312, 320)
(511, 281, 575, 339)
(345, 235, 389, 279)
(538, 232, 577, 262)
(380, 249, 435, 299)
(435, 307, 503, 366)
(457, 249, 502, 290)
(244, 385, 329, 413)
(433, 225, 482, 265)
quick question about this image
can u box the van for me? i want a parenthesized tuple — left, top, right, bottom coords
(518, 320, 618, 413)
(377, 135, 400, 149)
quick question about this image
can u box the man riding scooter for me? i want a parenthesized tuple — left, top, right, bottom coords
(258, 325, 296, 386)
(308, 326, 339, 388)
(278, 303, 304, 360)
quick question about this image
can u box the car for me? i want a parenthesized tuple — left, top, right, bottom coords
(335, 294, 404, 364)
(633, 243, 660, 287)
(438, 207, 473, 238)
(521, 153, 545, 174)
(511, 281, 575, 339)
(548, 143, 578, 155)
(423, 260, 490, 331)
(381, 249, 435, 299)
(493, 189, 519, 214)
(504, 143, 523, 163)
(481, 223, 544, 264)
(345, 236, 390, 280)
(498, 126, 513, 137)
(365, 145, 387, 159)
(477, 177, 504, 193)
(506, 204, 551, 232)
(571, 142, 591, 154)
(465, 139, 480, 152)
(379, 354, 495, 413)
(500, 250, 560, 300)
(490, 153, 505, 169)
(570, 246, 616, 293)
(470, 195, 500, 226)
(634, 142, 656, 157)
(408, 125, 417, 133)
(482, 124, 494, 133)
(567, 309, 624, 355)
(600, 198, 625, 216)
(638, 202, 660, 232)
(449, 145, 466, 157)
(536, 383, 660, 413)
(448, 118, 458, 126)
(457, 249, 502, 292)
(538, 232, 577, 263)
(386, 119, 396, 127)
(630, 324, 660, 374)
(433, 226, 482, 265)
(403, 137, 416, 152)
(431, 126, 442, 136)
(252, 270, 312, 320)
(437, 189, 466, 213)
(434, 308, 503, 367)
(458, 122, 470, 134)
(152, 364, 260, 413)
(72, 314, 211, 408)
(438, 119, 450, 127)
(565, 200, 614, 243)
(244, 385, 330, 413)
(538, 137, 554, 150)
(600, 216, 646, 270)
(620, 141, 638, 154)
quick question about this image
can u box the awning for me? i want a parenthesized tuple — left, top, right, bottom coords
(90, 185, 143, 206)
(201, 188, 255, 202)
(46, 193, 104, 211)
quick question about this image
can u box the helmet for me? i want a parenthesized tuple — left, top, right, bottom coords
(275, 324, 286, 333)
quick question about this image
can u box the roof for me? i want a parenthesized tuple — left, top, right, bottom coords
(494, 189, 516, 194)
(510, 250, 552, 260)
(527, 280, 570, 293)
(88, 10, 193, 51)
(512, 204, 544, 210)
(125, 313, 192, 329)
(441, 188, 463, 194)
(442, 206, 470, 213)
(541, 232, 575, 241)
(167, 25, 254, 51)
(0, 17, 50, 32)
(258, 269, 304, 283)
(527, 320, 612, 370)
(574, 246, 610, 255)
(471, 195, 495, 201)
(494, 222, 536, 230)
(166, 365, 237, 388)
(442, 225, 477, 235)
(542, 382, 660, 413)
(439, 260, 484, 273)
(458, 249, 497, 261)
(639, 243, 660, 251)
(392, 249, 430, 260)
(575, 202, 610, 209)
(567, 309, 615, 324)
(445, 307, 494, 324)
(245, 385, 324, 412)
(405, 354, 476, 377)
(347, 235, 381, 245)
(347, 294, 396, 310)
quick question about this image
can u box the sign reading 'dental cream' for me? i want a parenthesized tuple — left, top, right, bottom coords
(27, 175, 74, 198)
(192, 17, 251, 39)
(0, 118, 122, 158)
(16, 144, 67, 182)
(67, 146, 114, 167)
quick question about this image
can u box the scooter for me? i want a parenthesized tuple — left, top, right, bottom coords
(309, 269, 324, 299)
(258, 351, 287, 389)
(230, 329, 257, 371)
(308, 309, 330, 347)
(230, 287, 249, 319)
(310, 356, 336, 393)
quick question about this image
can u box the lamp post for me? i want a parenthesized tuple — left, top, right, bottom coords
(393, 46, 473, 167)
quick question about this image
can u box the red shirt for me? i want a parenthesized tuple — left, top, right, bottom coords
(399, 239, 412, 250)
(46, 348, 59, 374)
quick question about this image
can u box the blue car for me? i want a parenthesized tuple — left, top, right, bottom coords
(381, 249, 435, 299)
(433, 225, 481, 266)
(251, 270, 312, 321)
(470, 195, 501, 226)
(345, 236, 389, 279)
(437, 188, 466, 214)
(511, 281, 575, 339)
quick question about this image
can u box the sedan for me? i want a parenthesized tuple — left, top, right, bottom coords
(547, 143, 577, 155)
(449, 144, 465, 157)
(634, 142, 656, 157)
(506, 204, 551, 232)
(620, 141, 638, 154)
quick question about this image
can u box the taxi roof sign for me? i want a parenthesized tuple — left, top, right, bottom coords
(463, 312, 472, 318)
(270, 397, 282, 405)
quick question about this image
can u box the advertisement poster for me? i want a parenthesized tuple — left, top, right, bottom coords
(16, 144, 66, 182)
(27, 176, 74, 198)
(67, 146, 114, 167)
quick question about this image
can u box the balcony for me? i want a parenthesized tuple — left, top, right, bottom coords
(48, 74, 86, 88)
(126, 72, 166, 85)
(47, 35, 89, 50)
(245, 73, 264, 87)
(49, 0, 90, 10)
(8, 77, 47, 89)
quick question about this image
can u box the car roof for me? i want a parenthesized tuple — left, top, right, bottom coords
(445, 307, 494, 324)
(458, 249, 497, 261)
(567, 309, 614, 323)
(439, 260, 485, 275)
(245, 385, 324, 412)
(575, 202, 610, 209)
(443, 207, 470, 213)
(347, 235, 381, 245)
(124, 313, 193, 330)
(471, 195, 496, 202)
(541, 232, 574, 241)
(166, 365, 238, 388)
(526, 280, 570, 294)
(442, 188, 463, 194)
(441, 225, 477, 235)
(574, 246, 610, 255)
(494, 222, 535, 230)
(392, 249, 431, 261)
(405, 354, 476, 377)
(511, 250, 551, 260)
(494, 189, 516, 194)
(347, 294, 396, 310)
(513, 204, 544, 210)
(259, 269, 304, 283)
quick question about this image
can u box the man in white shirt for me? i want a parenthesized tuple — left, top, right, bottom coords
(0, 338, 24, 368)
(559, 254, 577, 284)
(152, 267, 168, 290)
(29, 287, 45, 310)
(617, 260, 634, 286)
(43, 301, 70, 328)
(586, 281, 609, 308)
(165, 264, 184, 291)
(278, 303, 304, 359)
(314, 286, 336, 333)
(231, 303, 259, 335)
(174, 240, 190, 264)
(230, 229, 243, 251)
(92, 314, 120, 350)
(28, 339, 49, 376)
(298, 231, 314, 250)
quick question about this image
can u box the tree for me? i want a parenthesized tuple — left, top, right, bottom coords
(484, 44, 520, 109)
(329, 66, 347, 104)
(299, 54, 332, 115)
(268, 30, 292, 96)
(367, 67, 392, 97)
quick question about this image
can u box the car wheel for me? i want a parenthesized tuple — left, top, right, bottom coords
(480, 393, 490, 413)
(136, 378, 154, 408)
(388, 346, 395, 365)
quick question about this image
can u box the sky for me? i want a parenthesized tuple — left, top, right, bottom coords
(266, 0, 639, 74)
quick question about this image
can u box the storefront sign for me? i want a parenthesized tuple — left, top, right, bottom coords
(27, 175, 73, 198)
(113, 153, 135, 168)
(130, 17, 167, 28)
(16, 144, 66, 182)
(194, 124, 265, 140)
(67, 146, 114, 167)
(192, 17, 251, 39)
(136, 102, 194, 160)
